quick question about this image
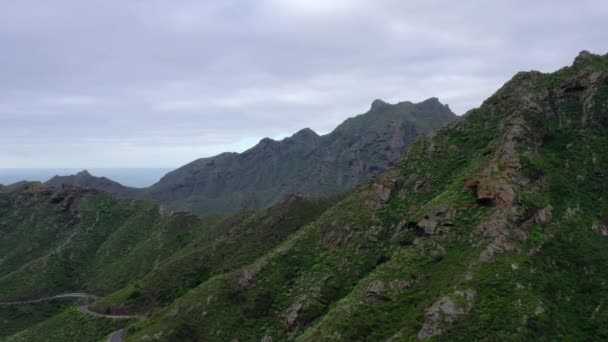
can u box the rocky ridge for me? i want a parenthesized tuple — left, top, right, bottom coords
(42, 98, 456, 214)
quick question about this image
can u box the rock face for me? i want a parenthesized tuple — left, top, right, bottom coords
(365, 279, 411, 303)
(417, 289, 476, 340)
(416, 204, 456, 235)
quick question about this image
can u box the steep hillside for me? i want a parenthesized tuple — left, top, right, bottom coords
(5, 307, 128, 342)
(0, 184, 203, 301)
(110, 51, 608, 341)
(0, 300, 74, 338)
(0, 185, 335, 305)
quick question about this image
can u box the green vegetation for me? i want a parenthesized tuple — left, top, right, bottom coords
(0, 300, 75, 338)
(121, 51, 608, 341)
(5, 308, 129, 342)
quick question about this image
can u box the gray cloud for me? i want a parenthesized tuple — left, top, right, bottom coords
(0, 0, 606, 167)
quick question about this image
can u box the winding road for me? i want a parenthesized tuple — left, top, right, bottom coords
(0, 292, 98, 305)
(0, 292, 138, 341)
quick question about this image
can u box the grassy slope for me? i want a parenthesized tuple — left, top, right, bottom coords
(91, 195, 340, 315)
(5, 307, 130, 342)
(0, 187, 338, 337)
(121, 53, 608, 341)
(0, 300, 76, 338)
(0, 186, 220, 300)
(124, 103, 497, 342)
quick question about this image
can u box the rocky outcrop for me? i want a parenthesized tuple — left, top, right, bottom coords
(285, 302, 304, 332)
(416, 204, 456, 235)
(417, 289, 476, 339)
(534, 206, 553, 224)
(237, 262, 266, 290)
(365, 279, 411, 303)
(321, 222, 356, 248)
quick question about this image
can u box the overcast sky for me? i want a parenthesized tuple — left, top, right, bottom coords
(1, 0, 606, 168)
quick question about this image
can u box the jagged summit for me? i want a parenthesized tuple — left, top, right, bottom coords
(258, 137, 275, 144)
(370, 97, 446, 112)
(292, 127, 319, 138)
(371, 98, 390, 110)
(142, 98, 456, 214)
(76, 169, 92, 177)
(420, 96, 441, 104)
(573, 49, 594, 65)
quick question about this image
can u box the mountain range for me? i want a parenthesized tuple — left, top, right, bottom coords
(41, 97, 456, 215)
(1, 51, 608, 341)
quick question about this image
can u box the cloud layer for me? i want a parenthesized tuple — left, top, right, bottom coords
(1, 0, 606, 167)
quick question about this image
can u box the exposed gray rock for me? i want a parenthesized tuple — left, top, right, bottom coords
(365, 280, 387, 303)
(416, 204, 456, 235)
(285, 302, 303, 331)
(480, 235, 514, 262)
(365, 279, 412, 303)
(237, 262, 265, 290)
(388, 280, 412, 293)
(592, 222, 608, 236)
(573, 50, 594, 65)
(321, 222, 355, 248)
(417, 289, 476, 340)
(366, 225, 384, 243)
(534, 206, 553, 224)
(365, 180, 395, 210)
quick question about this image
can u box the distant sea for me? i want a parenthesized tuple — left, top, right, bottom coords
(0, 168, 174, 188)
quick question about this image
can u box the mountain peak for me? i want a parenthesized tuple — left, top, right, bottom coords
(370, 99, 390, 110)
(573, 50, 592, 65)
(259, 137, 275, 144)
(421, 97, 440, 104)
(292, 128, 319, 139)
(573, 50, 599, 66)
(76, 170, 92, 177)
